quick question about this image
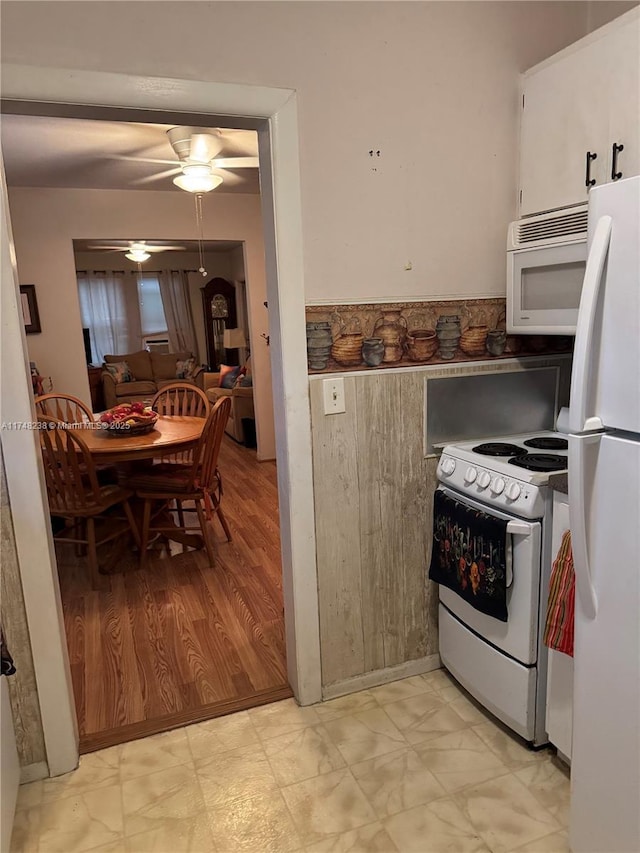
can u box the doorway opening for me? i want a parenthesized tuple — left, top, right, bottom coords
(2, 105, 295, 753)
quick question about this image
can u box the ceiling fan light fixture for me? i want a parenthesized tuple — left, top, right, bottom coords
(125, 249, 151, 262)
(173, 164, 223, 193)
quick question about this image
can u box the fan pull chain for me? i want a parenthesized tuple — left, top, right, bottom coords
(195, 192, 208, 277)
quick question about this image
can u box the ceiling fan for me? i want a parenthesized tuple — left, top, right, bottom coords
(125, 127, 259, 190)
(84, 241, 187, 261)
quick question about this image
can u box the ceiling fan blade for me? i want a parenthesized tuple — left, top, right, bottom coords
(108, 155, 178, 166)
(130, 168, 182, 186)
(212, 157, 259, 169)
(143, 246, 187, 252)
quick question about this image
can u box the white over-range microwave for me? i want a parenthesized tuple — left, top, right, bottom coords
(506, 205, 588, 335)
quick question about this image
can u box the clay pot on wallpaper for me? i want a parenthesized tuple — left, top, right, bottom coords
(459, 325, 489, 357)
(435, 315, 461, 360)
(373, 310, 408, 363)
(486, 329, 507, 356)
(306, 321, 332, 370)
(330, 314, 364, 366)
(331, 333, 364, 366)
(405, 330, 438, 361)
(362, 337, 385, 367)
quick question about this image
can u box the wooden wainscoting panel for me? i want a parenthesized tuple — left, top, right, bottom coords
(356, 373, 405, 672)
(310, 377, 365, 685)
(398, 370, 431, 662)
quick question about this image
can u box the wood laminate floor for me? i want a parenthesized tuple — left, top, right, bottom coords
(56, 437, 291, 752)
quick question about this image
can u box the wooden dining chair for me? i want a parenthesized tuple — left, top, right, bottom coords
(150, 384, 212, 513)
(35, 392, 120, 483)
(128, 396, 232, 569)
(38, 416, 141, 586)
(151, 383, 210, 419)
(35, 393, 95, 424)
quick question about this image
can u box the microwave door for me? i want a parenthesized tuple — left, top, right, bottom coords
(507, 240, 587, 335)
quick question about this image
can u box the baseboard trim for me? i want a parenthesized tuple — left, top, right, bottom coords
(321, 654, 442, 700)
(20, 761, 49, 784)
(79, 683, 293, 754)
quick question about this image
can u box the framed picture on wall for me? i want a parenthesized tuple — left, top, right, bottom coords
(19, 285, 41, 334)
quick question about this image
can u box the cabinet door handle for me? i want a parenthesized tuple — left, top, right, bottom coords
(585, 151, 597, 187)
(611, 142, 624, 181)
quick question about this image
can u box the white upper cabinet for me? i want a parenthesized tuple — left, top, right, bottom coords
(519, 8, 640, 217)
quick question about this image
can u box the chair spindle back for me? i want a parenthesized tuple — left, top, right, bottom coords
(38, 417, 103, 513)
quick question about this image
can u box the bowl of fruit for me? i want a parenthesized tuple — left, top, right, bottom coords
(98, 402, 158, 436)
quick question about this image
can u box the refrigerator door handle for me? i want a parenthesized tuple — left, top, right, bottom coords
(568, 434, 599, 620)
(569, 215, 612, 434)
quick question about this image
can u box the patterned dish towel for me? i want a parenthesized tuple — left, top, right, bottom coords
(543, 529, 575, 657)
(429, 490, 509, 622)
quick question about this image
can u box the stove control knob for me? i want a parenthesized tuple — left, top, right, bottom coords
(477, 471, 491, 489)
(506, 482, 522, 501)
(491, 477, 506, 495)
(464, 466, 477, 484)
(441, 458, 456, 476)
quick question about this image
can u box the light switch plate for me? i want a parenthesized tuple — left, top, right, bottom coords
(323, 377, 346, 414)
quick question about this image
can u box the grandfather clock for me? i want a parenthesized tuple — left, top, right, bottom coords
(201, 277, 238, 370)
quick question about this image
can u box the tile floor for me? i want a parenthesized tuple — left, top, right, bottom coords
(10, 669, 571, 853)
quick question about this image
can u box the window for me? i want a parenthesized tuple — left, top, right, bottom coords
(137, 274, 168, 336)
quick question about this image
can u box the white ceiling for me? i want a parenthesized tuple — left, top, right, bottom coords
(0, 114, 260, 194)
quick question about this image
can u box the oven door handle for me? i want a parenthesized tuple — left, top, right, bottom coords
(506, 521, 531, 536)
(505, 521, 531, 588)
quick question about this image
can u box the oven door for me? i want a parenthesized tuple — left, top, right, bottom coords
(436, 487, 542, 665)
(507, 239, 586, 335)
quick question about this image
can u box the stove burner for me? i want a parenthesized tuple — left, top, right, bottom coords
(472, 442, 523, 457)
(508, 453, 567, 472)
(524, 437, 569, 451)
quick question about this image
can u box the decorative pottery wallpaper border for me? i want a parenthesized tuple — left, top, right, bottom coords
(306, 298, 573, 374)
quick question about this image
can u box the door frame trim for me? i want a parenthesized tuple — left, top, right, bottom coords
(1, 64, 322, 774)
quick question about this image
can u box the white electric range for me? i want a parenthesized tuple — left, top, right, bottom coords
(434, 431, 568, 746)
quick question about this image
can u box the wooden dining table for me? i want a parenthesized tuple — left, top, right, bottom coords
(78, 414, 205, 464)
(78, 414, 207, 555)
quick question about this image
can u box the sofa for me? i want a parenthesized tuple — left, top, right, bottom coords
(203, 363, 255, 444)
(101, 350, 204, 410)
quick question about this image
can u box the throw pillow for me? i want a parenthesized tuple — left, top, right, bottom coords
(236, 373, 253, 388)
(219, 364, 244, 389)
(175, 357, 197, 380)
(104, 361, 134, 384)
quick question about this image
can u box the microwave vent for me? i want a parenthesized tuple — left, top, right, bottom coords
(516, 209, 588, 245)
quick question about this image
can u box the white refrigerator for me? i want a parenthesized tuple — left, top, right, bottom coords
(568, 175, 640, 853)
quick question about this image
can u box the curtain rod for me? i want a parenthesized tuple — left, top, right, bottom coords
(76, 269, 200, 274)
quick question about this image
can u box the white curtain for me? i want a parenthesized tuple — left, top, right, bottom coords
(158, 270, 198, 356)
(77, 271, 142, 364)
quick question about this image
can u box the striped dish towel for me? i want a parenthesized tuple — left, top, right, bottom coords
(543, 529, 575, 657)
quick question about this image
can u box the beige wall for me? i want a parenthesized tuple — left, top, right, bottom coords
(8, 187, 276, 459)
(2, 1, 594, 306)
